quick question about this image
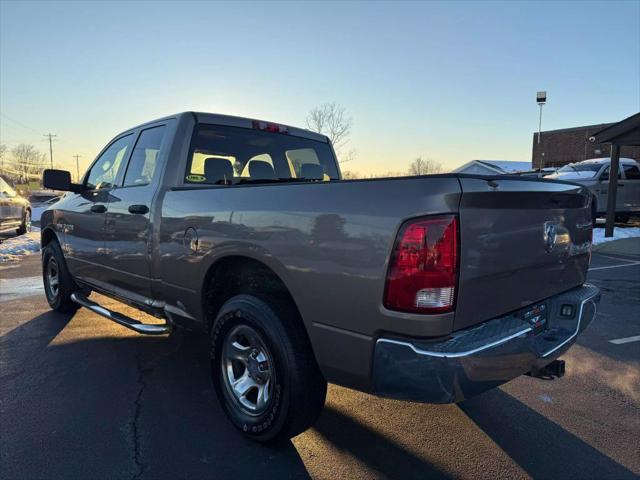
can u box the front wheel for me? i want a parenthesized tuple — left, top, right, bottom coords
(17, 209, 31, 235)
(210, 294, 327, 442)
(42, 241, 79, 313)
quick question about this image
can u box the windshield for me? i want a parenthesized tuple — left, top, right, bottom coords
(558, 163, 602, 173)
(0, 177, 17, 197)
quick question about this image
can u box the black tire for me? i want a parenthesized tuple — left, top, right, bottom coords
(210, 294, 327, 443)
(42, 240, 79, 313)
(17, 208, 31, 235)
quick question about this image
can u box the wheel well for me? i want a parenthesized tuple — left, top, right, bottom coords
(41, 227, 58, 248)
(202, 256, 300, 332)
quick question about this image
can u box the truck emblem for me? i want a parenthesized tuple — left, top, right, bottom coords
(543, 221, 558, 253)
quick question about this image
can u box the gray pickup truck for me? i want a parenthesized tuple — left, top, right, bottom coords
(41, 112, 600, 442)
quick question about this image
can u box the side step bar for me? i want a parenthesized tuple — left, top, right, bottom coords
(71, 292, 172, 336)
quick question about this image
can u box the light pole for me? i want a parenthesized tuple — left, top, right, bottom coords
(536, 91, 547, 170)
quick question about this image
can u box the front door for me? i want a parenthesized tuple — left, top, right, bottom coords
(103, 124, 168, 302)
(597, 164, 623, 213)
(62, 133, 134, 285)
(620, 163, 640, 214)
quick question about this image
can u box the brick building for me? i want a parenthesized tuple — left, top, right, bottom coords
(531, 123, 640, 169)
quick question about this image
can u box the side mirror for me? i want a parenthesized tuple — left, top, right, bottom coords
(43, 169, 81, 192)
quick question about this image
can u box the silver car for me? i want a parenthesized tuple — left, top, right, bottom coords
(545, 157, 640, 223)
(0, 176, 31, 236)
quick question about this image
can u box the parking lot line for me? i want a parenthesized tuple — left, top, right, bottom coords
(609, 335, 640, 345)
(588, 262, 640, 271)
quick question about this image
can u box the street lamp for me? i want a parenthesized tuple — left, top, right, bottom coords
(536, 91, 547, 172)
(536, 91, 547, 144)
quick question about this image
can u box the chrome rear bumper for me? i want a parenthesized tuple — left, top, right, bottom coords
(372, 284, 600, 403)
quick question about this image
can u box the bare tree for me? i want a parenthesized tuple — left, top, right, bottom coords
(408, 157, 442, 176)
(306, 103, 355, 163)
(0, 144, 7, 171)
(9, 144, 46, 182)
(341, 170, 360, 180)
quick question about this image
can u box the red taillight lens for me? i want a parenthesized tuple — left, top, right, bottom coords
(251, 120, 289, 134)
(384, 215, 458, 314)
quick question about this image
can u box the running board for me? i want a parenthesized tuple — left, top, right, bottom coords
(71, 292, 171, 335)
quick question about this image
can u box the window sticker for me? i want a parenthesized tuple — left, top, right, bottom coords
(186, 174, 206, 183)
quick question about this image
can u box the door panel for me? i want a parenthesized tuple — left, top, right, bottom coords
(0, 178, 21, 230)
(103, 125, 167, 300)
(597, 165, 623, 212)
(62, 133, 134, 285)
(61, 190, 111, 281)
(621, 164, 640, 212)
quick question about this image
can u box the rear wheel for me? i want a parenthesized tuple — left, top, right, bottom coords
(210, 294, 327, 442)
(42, 241, 79, 313)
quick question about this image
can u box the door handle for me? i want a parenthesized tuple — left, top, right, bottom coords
(90, 204, 107, 213)
(128, 204, 149, 215)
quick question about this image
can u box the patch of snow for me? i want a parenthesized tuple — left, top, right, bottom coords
(592, 227, 640, 245)
(546, 171, 597, 180)
(0, 231, 41, 262)
(0, 276, 43, 301)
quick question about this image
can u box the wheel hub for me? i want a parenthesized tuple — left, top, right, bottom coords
(46, 257, 60, 299)
(222, 325, 274, 415)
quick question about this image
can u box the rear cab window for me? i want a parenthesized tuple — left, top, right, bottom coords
(184, 124, 339, 185)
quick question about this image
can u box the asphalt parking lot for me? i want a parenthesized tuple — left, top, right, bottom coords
(1, 246, 639, 480)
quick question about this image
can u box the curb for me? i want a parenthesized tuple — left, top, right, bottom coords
(592, 237, 640, 255)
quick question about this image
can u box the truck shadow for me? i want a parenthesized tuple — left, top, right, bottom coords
(1, 316, 310, 479)
(459, 388, 637, 479)
(1, 313, 449, 480)
(313, 405, 451, 479)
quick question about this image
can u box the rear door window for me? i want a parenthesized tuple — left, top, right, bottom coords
(123, 126, 167, 187)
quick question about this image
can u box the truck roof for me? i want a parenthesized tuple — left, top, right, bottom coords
(117, 112, 330, 144)
(578, 157, 637, 165)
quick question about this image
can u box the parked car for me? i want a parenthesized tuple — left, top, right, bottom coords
(28, 190, 63, 206)
(545, 157, 640, 223)
(40, 112, 600, 442)
(516, 167, 558, 178)
(0, 176, 31, 236)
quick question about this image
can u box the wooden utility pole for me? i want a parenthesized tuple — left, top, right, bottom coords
(44, 133, 57, 169)
(73, 154, 82, 182)
(604, 144, 620, 238)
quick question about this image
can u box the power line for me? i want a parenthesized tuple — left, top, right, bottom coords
(44, 133, 57, 169)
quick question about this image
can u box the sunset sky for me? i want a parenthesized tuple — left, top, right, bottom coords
(1, 1, 638, 176)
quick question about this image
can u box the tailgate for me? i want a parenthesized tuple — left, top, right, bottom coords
(455, 177, 592, 330)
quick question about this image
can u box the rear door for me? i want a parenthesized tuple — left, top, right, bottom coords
(102, 124, 169, 301)
(456, 177, 592, 330)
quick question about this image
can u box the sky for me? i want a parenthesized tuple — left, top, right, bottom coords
(1, 0, 639, 176)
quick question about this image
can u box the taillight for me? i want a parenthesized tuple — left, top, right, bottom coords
(251, 120, 289, 134)
(384, 215, 458, 314)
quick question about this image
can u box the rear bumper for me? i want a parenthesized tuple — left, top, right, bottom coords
(372, 284, 600, 403)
